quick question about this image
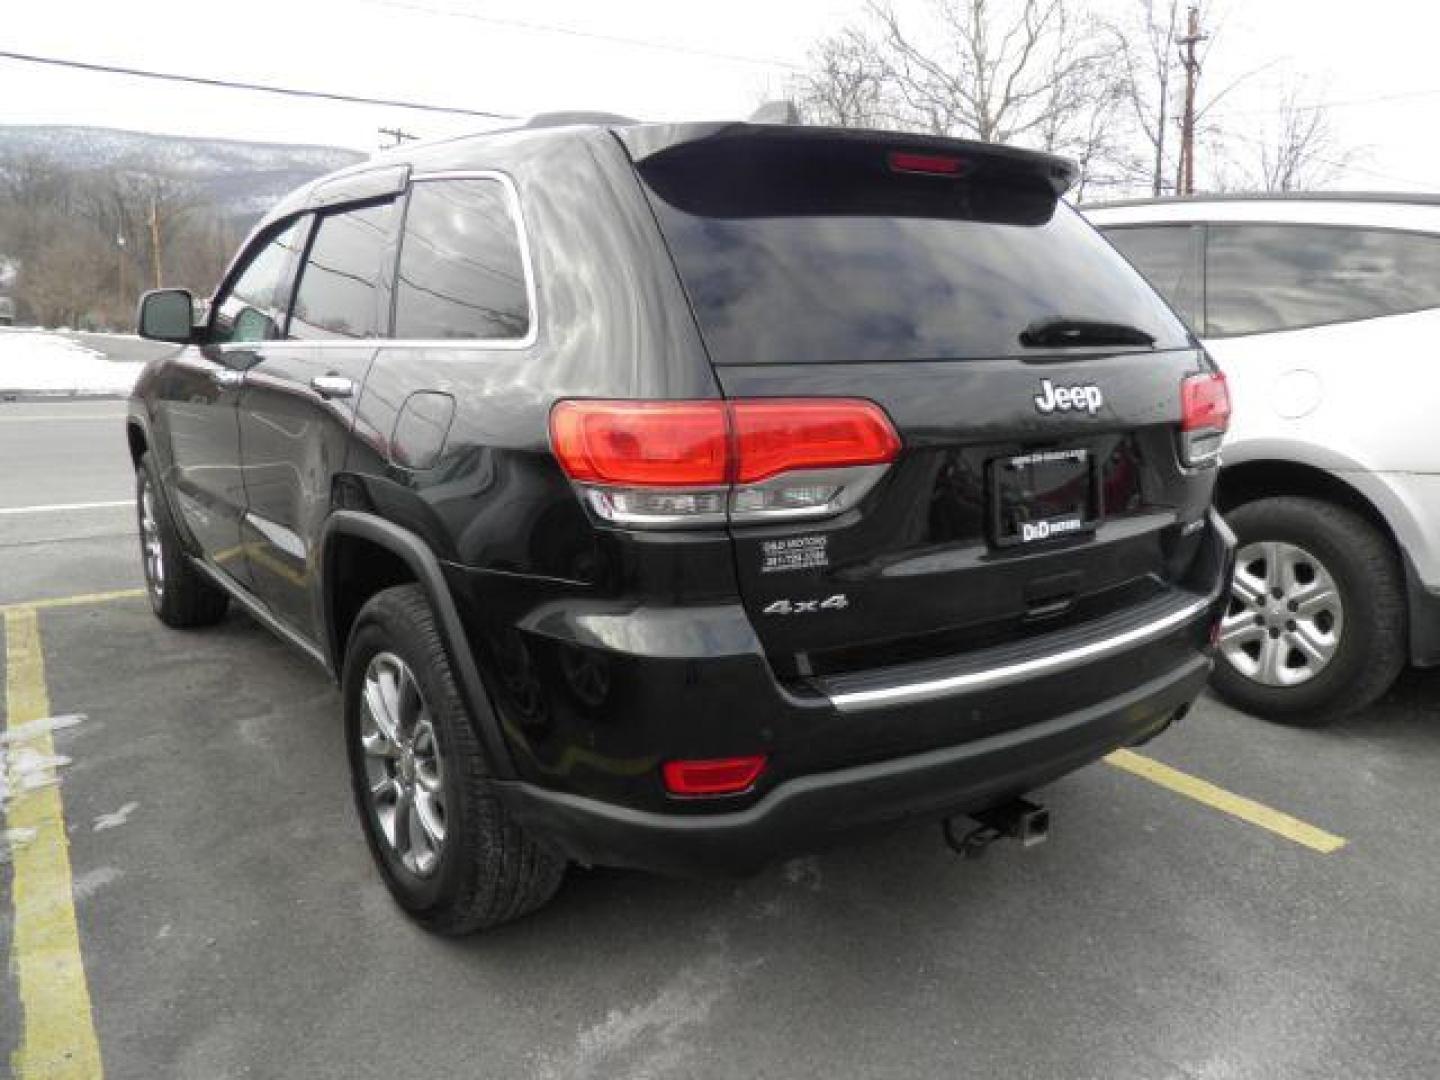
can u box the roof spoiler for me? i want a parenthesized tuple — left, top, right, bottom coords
(616, 122, 1078, 196)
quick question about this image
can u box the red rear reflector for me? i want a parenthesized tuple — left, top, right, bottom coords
(1181, 372, 1231, 432)
(731, 399, 900, 483)
(549, 400, 729, 486)
(888, 150, 963, 176)
(662, 756, 767, 796)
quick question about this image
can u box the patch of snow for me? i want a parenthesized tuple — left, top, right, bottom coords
(537, 952, 762, 1080)
(0, 827, 38, 865)
(0, 712, 85, 747)
(93, 801, 140, 832)
(72, 866, 123, 900)
(0, 330, 144, 394)
(0, 745, 73, 809)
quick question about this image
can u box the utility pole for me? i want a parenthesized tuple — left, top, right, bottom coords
(116, 233, 127, 315)
(1176, 4, 1207, 196)
(378, 127, 417, 149)
(148, 195, 163, 290)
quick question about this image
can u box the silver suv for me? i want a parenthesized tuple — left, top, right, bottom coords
(1086, 193, 1440, 723)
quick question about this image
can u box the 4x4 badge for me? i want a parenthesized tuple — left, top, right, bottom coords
(1034, 378, 1103, 416)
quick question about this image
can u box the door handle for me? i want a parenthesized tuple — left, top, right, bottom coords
(211, 368, 244, 389)
(310, 374, 355, 399)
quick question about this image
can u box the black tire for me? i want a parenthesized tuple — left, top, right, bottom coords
(136, 453, 229, 628)
(1211, 496, 1406, 725)
(343, 584, 565, 934)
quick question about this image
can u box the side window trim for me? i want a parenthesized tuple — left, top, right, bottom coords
(1196, 221, 1209, 338)
(392, 169, 540, 349)
(212, 172, 539, 351)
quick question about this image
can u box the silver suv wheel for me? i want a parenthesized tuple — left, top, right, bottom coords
(359, 651, 447, 877)
(1218, 540, 1344, 687)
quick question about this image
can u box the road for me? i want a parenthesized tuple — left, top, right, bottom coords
(3, 399, 1440, 1079)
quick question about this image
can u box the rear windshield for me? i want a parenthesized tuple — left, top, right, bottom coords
(636, 140, 1191, 365)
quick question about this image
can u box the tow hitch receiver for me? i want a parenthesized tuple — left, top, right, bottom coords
(943, 797, 1050, 860)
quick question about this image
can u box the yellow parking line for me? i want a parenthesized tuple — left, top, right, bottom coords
(1106, 748, 1347, 854)
(0, 589, 146, 615)
(3, 607, 104, 1078)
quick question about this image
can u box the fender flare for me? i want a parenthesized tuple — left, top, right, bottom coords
(319, 511, 517, 781)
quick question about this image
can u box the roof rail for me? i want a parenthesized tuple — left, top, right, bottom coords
(749, 100, 802, 125)
(1083, 190, 1440, 210)
(524, 111, 639, 129)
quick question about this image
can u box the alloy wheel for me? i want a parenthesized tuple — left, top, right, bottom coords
(359, 652, 447, 877)
(1218, 540, 1344, 687)
(139, 476, 165, 602)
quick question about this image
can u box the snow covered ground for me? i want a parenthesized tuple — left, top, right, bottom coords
(0, 329, 148, 396)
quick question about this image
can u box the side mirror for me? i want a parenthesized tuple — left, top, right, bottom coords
(137, 289, 197, 344)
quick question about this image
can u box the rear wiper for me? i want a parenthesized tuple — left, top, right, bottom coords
(1019, 318, 1156, 348)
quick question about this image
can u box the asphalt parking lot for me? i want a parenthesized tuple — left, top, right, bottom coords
(4, 399, 1440, 1080)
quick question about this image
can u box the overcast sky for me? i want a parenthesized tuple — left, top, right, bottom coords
(4, 0, 1438, 192)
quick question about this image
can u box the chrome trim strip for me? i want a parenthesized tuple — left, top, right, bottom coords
(402, 169, 539, 350)
(188, 557, 329, 671)
(244, 510, 307, 561)
(216, 170, 539, 355)
(826, 597, 1211, 713)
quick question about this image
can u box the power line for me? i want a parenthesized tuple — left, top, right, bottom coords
(354, 0, 805, 71)
(0, 49, 519, 119)
(1219, 128, 1435, 189)
(1225, 86, 1440, 118)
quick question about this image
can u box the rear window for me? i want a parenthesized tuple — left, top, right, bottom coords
(636, 141, 1190, 365)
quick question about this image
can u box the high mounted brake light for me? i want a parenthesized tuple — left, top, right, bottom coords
(549, 399, 901, 527)
(1179, 372, 1230, 467)
(888, 151, 965, 176)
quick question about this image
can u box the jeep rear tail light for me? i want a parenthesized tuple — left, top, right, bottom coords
(662, 755, 767, 796)
(1179, 372, 1230, 466)
(549, 399, 900, 527)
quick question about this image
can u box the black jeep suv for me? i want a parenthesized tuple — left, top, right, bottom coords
(129, 118, 1234, 933)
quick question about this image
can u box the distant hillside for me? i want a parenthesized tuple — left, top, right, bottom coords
(0, 125, 366, 221)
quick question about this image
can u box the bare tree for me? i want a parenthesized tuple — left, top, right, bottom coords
(1110, 0, 1184, 195)
(0, 149, 235, 328)
(1253, 87, 1347, 192)
(857, 0, 1109, 145)
(794, 31, 888, 128)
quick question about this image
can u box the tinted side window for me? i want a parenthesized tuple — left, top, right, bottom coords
(211, 219, 305, 344)
(1207, 224, 1440, 337)
(1103, 225, 1203, 332)
(287, 201, 394, 340)
(394, 179, 530, 341)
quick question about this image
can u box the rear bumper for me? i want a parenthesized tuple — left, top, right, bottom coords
(496, 654, 1210, 876)
(458, 509, 1233, 875)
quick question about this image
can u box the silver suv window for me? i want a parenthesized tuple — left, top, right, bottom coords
(1103, 224, 1204, 332)
(1206, 223, 1440, 337)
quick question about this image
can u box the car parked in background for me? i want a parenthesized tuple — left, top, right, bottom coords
(1086, 194, 1440, 723)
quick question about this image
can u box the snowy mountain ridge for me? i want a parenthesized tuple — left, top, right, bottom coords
(0, 125, 367, 219)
